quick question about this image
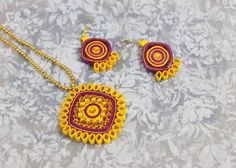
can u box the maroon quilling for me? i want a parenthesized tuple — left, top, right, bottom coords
(139, 39, 181, 81)
(81, 38, 112, 65)
(142, 42, 173, 72)
(80, 37, 120, 73)
(69, 91, 117, 133)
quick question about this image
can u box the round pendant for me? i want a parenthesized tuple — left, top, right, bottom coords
(139, 40, 181, 81)
(81, 38, 120, 73)
(59, 83, 126, 144)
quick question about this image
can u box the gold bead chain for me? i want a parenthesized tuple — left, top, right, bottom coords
(0, 25, 76, 91)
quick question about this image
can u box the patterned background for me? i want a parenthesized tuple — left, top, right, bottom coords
(0, 0, 236, 167)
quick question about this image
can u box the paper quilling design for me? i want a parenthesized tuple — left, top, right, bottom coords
(59, 83, 126, 144)
(139, 39, 181, 81)
(81, 37, 120, 73)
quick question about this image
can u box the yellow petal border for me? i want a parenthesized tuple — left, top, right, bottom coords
(93, 51, 120, 73)
(155, 57, 181, 81)
(59, 83, 127, 144)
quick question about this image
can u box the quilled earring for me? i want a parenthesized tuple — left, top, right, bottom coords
(80, 25, 120, 73)
(138, 39, 181, 81)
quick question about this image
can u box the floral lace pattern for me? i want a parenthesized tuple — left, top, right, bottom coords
(0, 0, 236, 167)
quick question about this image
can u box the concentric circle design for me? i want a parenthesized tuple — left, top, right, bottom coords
(59, 83, 127, 144)
(142, 42, 173, 72)
(84, 104, 101, 118)
(81, 38, 111, 65)
(85, 41, 108, 60)
(146, 46, 169, 67)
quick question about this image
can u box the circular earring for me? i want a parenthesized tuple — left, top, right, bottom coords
(138, 39, 181, 81)
(80, 24, 120, 73)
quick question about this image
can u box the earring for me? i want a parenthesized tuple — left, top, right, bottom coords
(80, 24, 120, 73)
(138, 39, 181, 81)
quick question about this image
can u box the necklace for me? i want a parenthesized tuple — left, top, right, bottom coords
(0, 25, 126, 144)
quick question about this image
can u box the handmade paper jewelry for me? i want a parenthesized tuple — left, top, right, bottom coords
(138, 39, 181, 81)
(0, 25, 126, 144)
(80, 25, 120, 73)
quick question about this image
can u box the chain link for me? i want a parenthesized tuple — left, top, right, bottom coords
(0, 25, 76, 91)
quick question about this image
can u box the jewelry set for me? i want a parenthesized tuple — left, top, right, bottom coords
(0, 22, 181, 145)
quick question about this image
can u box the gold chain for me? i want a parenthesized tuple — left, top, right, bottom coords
(0, 25, 76, 91)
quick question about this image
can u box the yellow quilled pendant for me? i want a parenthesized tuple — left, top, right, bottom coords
(59, 83, 126, 144)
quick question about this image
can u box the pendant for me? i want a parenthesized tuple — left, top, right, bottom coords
(139, 40, 181, 81)
(59, 83, 126, 144)
(81, 37, 120, 73)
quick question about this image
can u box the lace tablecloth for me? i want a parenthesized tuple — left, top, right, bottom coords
(0, 0, 236, 167)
